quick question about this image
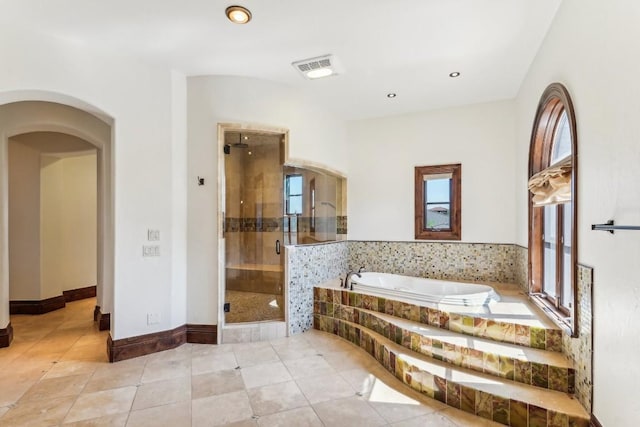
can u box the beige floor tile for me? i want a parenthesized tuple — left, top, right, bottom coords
(247, 380, 309, 416)
(126, 400, 190, 427)
(192, 390, 254, 426)
(62, 412, 129, 426)
(19, 373, 91, 402)
(64, 386, 138, 424)
(389, 412, 458, 427)
(0, 376, 38, 407)
(295, 372, 355, 404)
(224, 420, 258, 427)
(84, 364, 145, 393)
(234, 346, 280, 368)
(363, 378, 437, 423)
(313, 395, 387, 426)
(0, 395, 76, 427)
(140, 357, 191, 384)
(191, 351, 238, 375)
(240, 361, 292, 389)
(439, 407, 503, 426)
(132, 375, 191, 410)
(256, 406, 322, 427)
(283, 354, 335, 379)
(271, 342, 319, 361)
(0, 406, 9, 418)
(192, 369, 245, 400)
(191, 343, 234, 358)
(43, 360, 102, 379)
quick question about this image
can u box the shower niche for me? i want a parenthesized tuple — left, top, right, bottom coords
(223, 129, 345, 324)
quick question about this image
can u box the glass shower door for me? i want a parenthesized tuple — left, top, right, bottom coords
(224, 131, 284, 323)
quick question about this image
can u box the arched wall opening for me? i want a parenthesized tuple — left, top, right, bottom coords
(0, 96, 114, 347)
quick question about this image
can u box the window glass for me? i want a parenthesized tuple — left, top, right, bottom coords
(551, 111, 571, 163)
(285, 174, 303, 215)
(424, 176, 451, 229)
(562, 202, 573, 308)
(543, 204, 557, 296)
(415, 164, 461, 240)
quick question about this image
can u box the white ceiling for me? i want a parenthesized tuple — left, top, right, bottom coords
(0, 0, 561, 120)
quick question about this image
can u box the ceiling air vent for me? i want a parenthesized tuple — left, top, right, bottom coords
(292, 54, 343, 80)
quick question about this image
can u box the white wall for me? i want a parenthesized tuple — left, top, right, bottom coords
(0, 26, 187, 338)
(40, 153, 97, 299)
(515, 1, 640, 424)
(187, 76, 348, 325)
(8, 141, 41, 300)
(347, 100, 516, 243)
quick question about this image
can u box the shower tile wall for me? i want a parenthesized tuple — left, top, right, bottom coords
(348, 241, 519, 285)
(286, 241, 348, 334)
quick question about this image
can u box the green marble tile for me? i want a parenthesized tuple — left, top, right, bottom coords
(401, 329, 411, 348)
(326, 302, 334, 317)
(474, 317, 488, 338)
(377, 297, 386, 313)
(499, 355, 515, 380)
(313, 314, 320, 330)
(439, 312, 450, 329)
(433, 376, 446, 403)
(333, 289, 342, 305)
(515, 323, 530, 346)
(509, 400, 528, 427)
(548, 410, 569, 427)
(420, 307, 429, 324)
(530, 326, 546, 349)
(568, 368, 575, 394)
(546, 329, 563, 352)
(428, 308, 440, 326)
(313, 287, 319, 301)
(568, 416, 590, 427)
(460, 385, 476, 414)
(483, 353, 501, 376)
(318, 287, 327, 302)
(385, 299, 394, 316)
(446, 381, 461, 409)
(461, 316, 475, 336)
(529, 404, 548, 427)
(313, 301, 320, 315)
(514, 359, 532, 385)
(341, 290, 349, 305)
(466, 348, 484, 372)
(549, 366, 568, 392)
(410, 333, 420, 352)
(393, 301, 403, 317)
(449, 313, 463, 333)
(419, 336, 433, 357)
(492, 396, 509, 425)
(432, 339, 444, 361)
(409, 304, 420, 322)
(326, 289, 333, 304)
(475, 390, 493, 420)
(531, 362, 549, 389)
(362, 294, 376, 310)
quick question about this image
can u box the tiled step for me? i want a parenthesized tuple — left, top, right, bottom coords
(314, 314, 590, 427)
(351, 307, 574, 393)
(314, 286, 563, 352)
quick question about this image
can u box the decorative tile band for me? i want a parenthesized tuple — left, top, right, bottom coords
(225, 216, 345, 233)
(314, 314, 589, 427)
(337, 216, 347, 235)
(348, 241, 519, 285)
(314, 286, 562, 352)
(315, 303, 573, 393)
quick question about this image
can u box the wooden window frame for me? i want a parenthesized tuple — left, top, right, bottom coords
(528, 83, 578, 336)
(415, 163, 461, 241)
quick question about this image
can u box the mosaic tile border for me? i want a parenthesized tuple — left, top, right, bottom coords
(314, 302, 574, 393)
(314, 314, 589, 427)
(313, 286, 562, 352)
(348, 241, 520, 285)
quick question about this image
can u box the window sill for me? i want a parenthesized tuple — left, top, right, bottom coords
(528, 293, 576, 338)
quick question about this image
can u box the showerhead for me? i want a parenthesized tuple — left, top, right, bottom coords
(233, 133, 249, 148)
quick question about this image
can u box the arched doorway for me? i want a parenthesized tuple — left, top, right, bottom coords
(0, 95, 114, 348)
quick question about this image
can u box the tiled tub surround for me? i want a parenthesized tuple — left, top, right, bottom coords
(285, 241, 348, 334)
(348, 241, 520, 285)
(563, 264, 593, 414)
(514, 245, 529, 293)
(313, 283, 590, 426)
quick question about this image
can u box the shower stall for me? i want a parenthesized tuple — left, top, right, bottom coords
(224, 131, 285, 323)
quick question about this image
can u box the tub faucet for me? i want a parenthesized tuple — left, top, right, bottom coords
(358, 266, 365, 273)
(344, 271, 362, 291)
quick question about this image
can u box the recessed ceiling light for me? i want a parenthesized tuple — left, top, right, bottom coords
(449, 72, 461, 78)
(292, 54, 343, 80)
(387, 93, 397, 98)
(226, 5, 252, 24)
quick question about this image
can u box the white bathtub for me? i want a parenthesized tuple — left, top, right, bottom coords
(350, 272, 500, 306)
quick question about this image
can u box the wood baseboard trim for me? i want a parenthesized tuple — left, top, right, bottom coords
(108, 325, 187, 362)
(591, 415, 603, 427)
(10, 295, 66, 315)
(98, 312, 111, 331)
(186, 324, 217, 344)
(94, 305, 101, 321)
(63, 285, 97, 302)
(0, 323, 13, 348)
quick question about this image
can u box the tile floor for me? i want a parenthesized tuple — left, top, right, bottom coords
(0, 298, 500, 426)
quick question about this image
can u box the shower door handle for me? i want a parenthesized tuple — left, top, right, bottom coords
(275, 240, 281, 255)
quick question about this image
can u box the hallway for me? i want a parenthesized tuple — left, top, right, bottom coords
(0, 298, 500, 426)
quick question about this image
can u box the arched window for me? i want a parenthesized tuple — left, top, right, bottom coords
(528, 83, 578, 335)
